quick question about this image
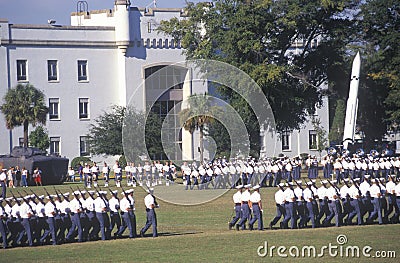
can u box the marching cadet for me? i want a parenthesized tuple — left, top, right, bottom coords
(83, 163, 91, 188)
(40, 195, 57, 245)
(229, 185, 243, 230)
(359, 175, 372, 218)
(59, 192, 72, 243)
(91, 162, 100, 188)
(367, 178, 383, 224)
(386, 176, 397, 223)
(116, 189, 136, 238)
(340, 179, 352, 224)
(294, 181, 306, 228)
(109, 190, 121, 237)
(140, 188, 158, 237)
(17, 196, 34, 246)
(113, 161, 122, 188)
(66, 191, 84, 243)
(316, 180, 330, 227)
(181, 162, 191, 190)
(347, 179, 363, 225)
(94, 191, 110, 240)
(0, 198, 8, 248)
(303, 182, 316, 228)
(102, 162, 110, 187)
(236, 184, 251, 230)
(282, 182, 296, 229)
(53, 192, 63, 242)
(85, 190, 99, 241)
(269, 183, 286, 229)
(249, 185, 263, 230)
(379, 178, 389, 223)
(35, 195, 46, 242)
(125, 163, 132, 187)
(190, 167, 200, 190)
(393, 180, 400, 222)
(324, 181, 341, 227)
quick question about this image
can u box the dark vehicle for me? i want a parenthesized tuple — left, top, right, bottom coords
(0, 146, 68, 185)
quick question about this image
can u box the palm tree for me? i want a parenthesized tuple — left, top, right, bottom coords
(179, 93, 222, 163)
(0, 84, 48, 148)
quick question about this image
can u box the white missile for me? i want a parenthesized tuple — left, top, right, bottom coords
(343, 52, 361, 149)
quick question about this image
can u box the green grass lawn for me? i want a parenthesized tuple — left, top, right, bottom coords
(2, 182, 399, 263)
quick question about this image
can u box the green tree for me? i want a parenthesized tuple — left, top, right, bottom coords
(329, 99, 346, 144)
(89, 105, 163, 161)
(0, 84, 48, 147)
(179, 94, 222, 162)
(29, 125, 50, 151)
(88, 105, 125, 156)
(311, 116, 329, 158)
(159, 0, 356, 155)
(355, 0, 400, 144)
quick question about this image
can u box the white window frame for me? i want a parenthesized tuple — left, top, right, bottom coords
(281, 130, 291, 151)
(77, 60, 88, 82)
(49, 98, 60, 120)
(309, 130, 318, 150)
(50, 137, 60, 156)
(17, 60, 28, 82)
(47, 60, 58, 81)
(79, 98, 89, 119)
(80, 136, 90, 156)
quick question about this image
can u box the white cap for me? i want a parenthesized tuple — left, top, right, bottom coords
(24, 195, 31, 199)
(330, 180, 336, 184)
(125, 189, 133, 194)
(311, 179, 316, 183)
(236, 184, 243, 189)
(30, 194, 36, 199)
(244, 184, 251, 188)
(344, 178, 350, 182)
(0, 198, 3, 202)
(38, 195, 45, 199)
(74, 191, 80, 195)
(6, 197, 13, 201)
(364, 174, 370, 178)
(321, 180, 328, 184)
(278, 183, 285, 187)
(63, 192, 70, 197)
(296, 180, 302, 185)
(112, 190, 118, 194)
(252, 185, 260, 190)
(306, 182, 313, 186)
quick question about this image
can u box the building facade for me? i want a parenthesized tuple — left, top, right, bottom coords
(0, 0, 329, 162)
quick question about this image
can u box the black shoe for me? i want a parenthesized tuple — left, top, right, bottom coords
(235, 224, 240, 231)
(269, 222, 273, 230)
(228, 223, 232, 230)
(249, 224, 253, 231)
(140, 231, 144, 238)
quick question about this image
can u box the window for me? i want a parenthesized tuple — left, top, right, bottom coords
(281, 131, 291, 151)
(19, 138, 24, 147)
(309, 130, 318, 150)
(47, 60, 58, 81)
(49, 98, 60, 120)
(17, 60, 27, 81)
(80, 136, 90, 156)
(50, 137, 60, 155)
(79, 98, 89, 119)
(77, 60, 88, 81)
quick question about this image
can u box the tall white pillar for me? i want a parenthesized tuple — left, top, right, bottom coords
(114, 0, 130, 106)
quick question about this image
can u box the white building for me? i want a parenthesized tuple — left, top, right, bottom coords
(0, 0, 329, 162)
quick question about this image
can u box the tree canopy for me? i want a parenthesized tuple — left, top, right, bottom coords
(88, 105, 163, 161)
(0, 83, 48, 147)
(29, 125, 50, 151)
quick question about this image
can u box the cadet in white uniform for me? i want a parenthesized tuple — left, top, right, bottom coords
(249, 185, 263, 230)
(140, 188, 158, 237)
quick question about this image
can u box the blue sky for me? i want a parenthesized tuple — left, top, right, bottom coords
(0, 0, 203, 25)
